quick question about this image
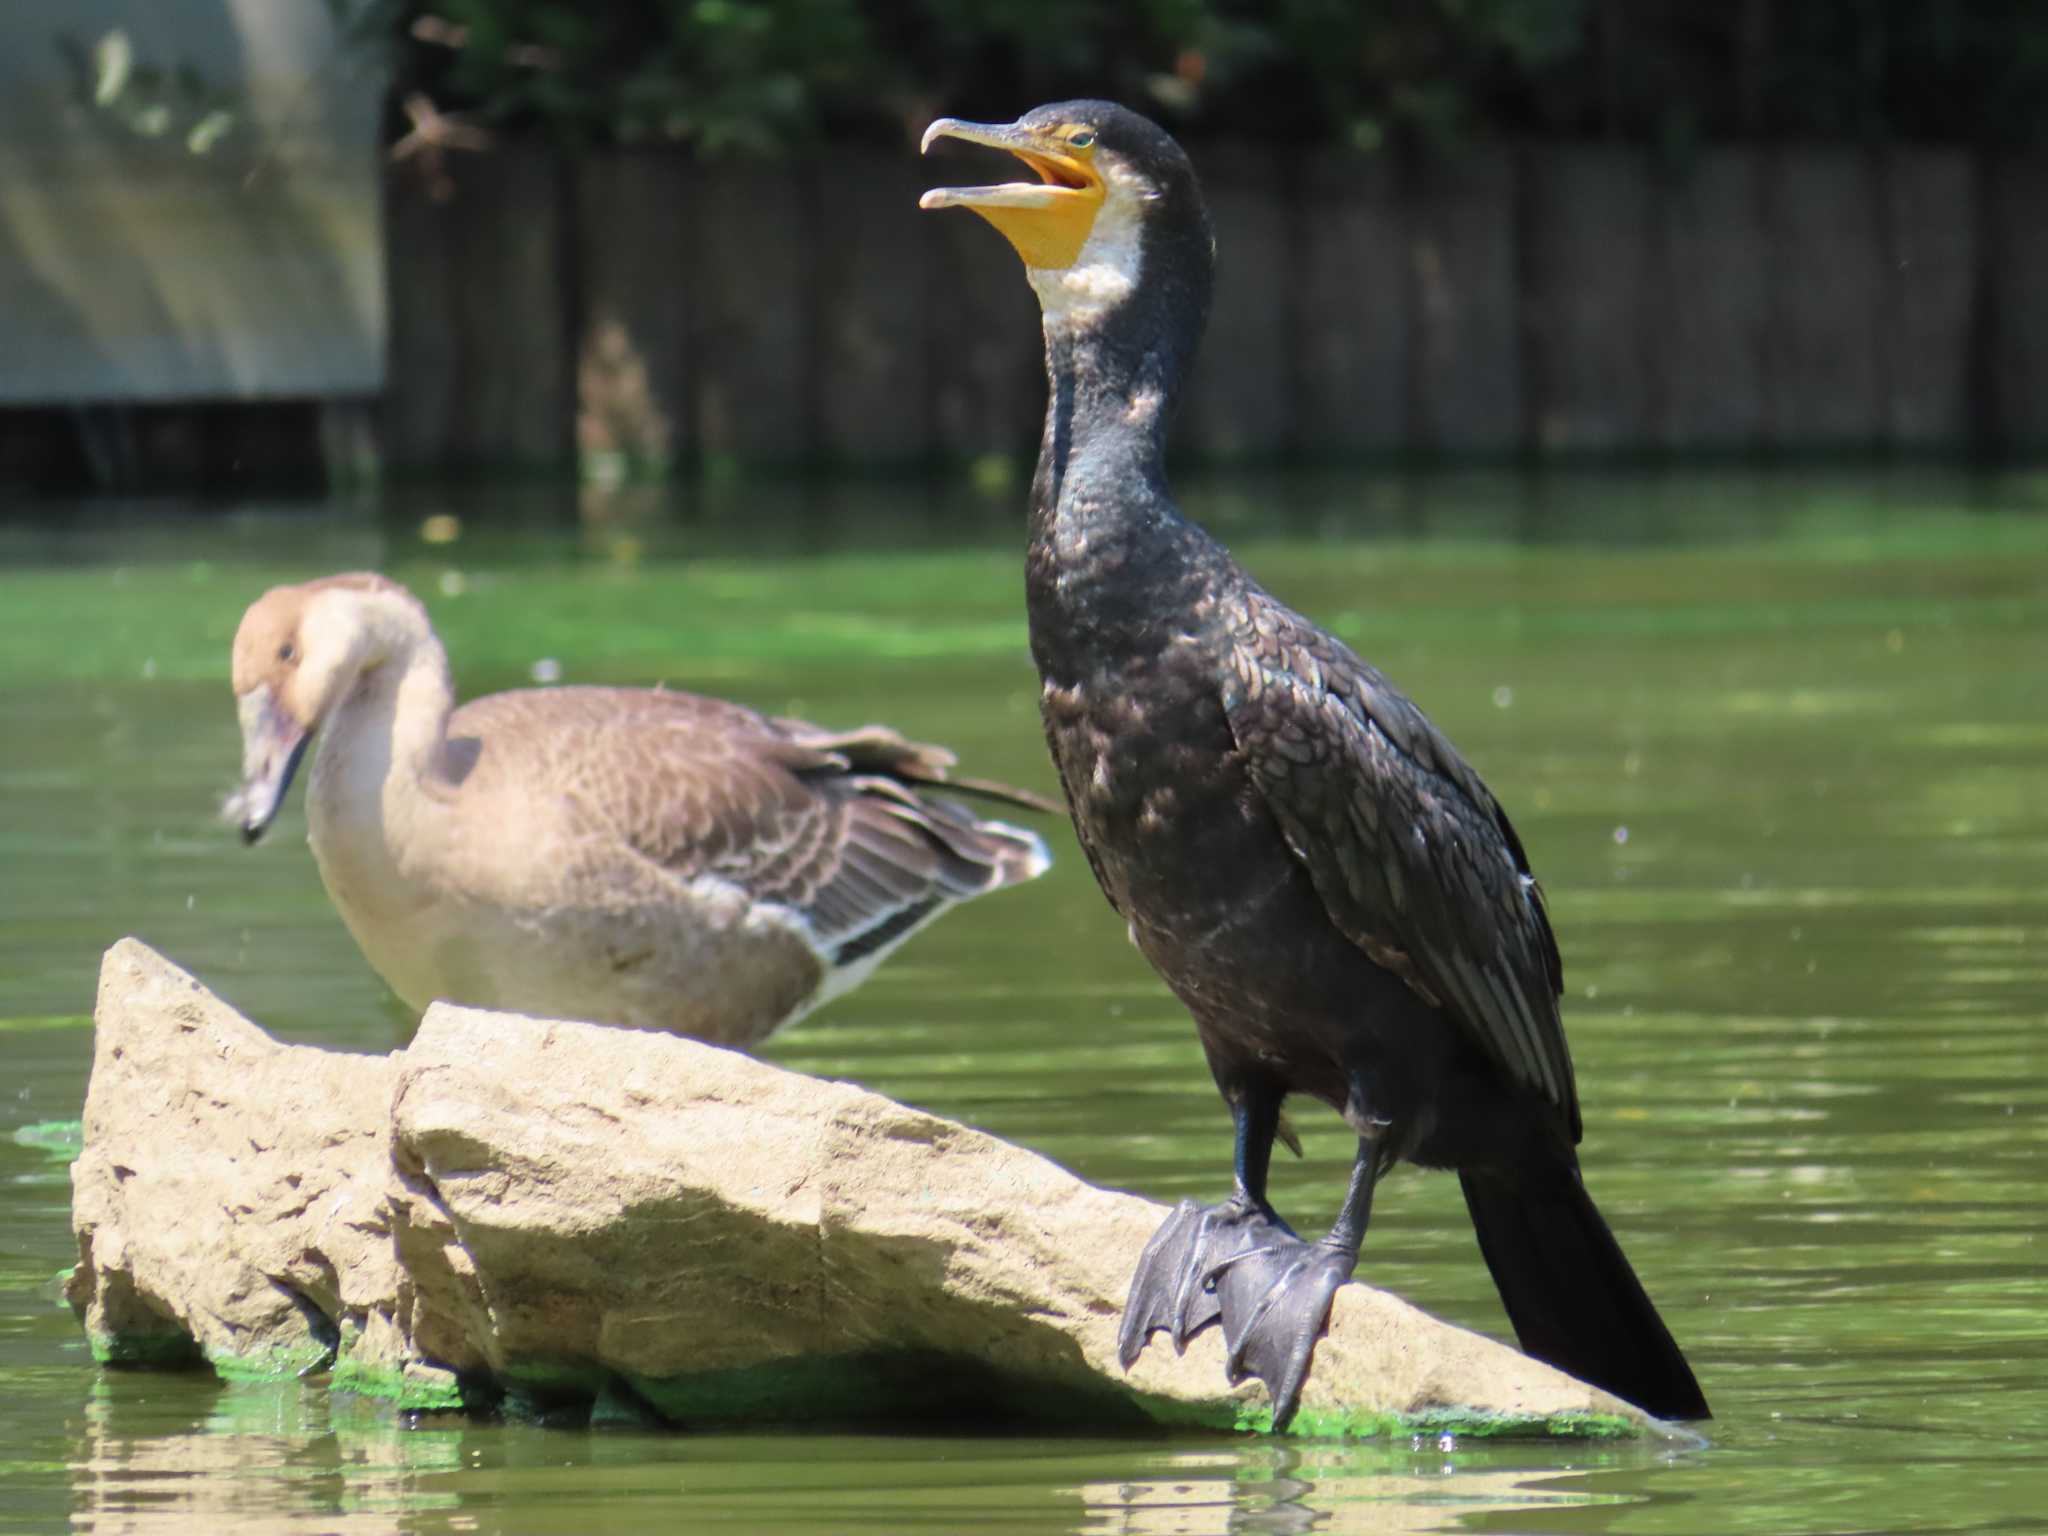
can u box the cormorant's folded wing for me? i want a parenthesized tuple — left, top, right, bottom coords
(1219, 597, 1579, 1138)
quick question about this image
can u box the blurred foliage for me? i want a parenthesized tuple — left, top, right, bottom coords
(336, 0, 870, 154)
(329, 0, 1608, 153)
(329, 0, 2048, 155)
(56, 28, 241, 153)
(65, 0, 2048, 158)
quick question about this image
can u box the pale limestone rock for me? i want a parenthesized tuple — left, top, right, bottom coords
(67, 938, 401, 1374)
(68, 939, 1652, 1436)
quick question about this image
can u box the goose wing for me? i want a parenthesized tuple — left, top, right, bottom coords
(454, 689, 1047, 963)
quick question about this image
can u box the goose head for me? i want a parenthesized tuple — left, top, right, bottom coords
(224, 573, 428, 843)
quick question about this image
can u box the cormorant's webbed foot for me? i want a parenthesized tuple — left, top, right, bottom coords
(1209, 1232, 1358, 1430)
(1117, 1196, 1294, 1368)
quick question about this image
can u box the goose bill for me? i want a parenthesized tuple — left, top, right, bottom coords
(228, 686, 312, 844)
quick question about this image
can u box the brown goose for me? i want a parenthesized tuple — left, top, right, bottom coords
(224, 572, 1051, 1046)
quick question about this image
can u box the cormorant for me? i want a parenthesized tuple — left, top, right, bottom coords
(920, 102, 1708, 1428)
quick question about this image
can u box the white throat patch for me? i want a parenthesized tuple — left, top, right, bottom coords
(1026, 155, 1155, 329)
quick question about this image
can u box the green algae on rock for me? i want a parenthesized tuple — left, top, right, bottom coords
(329, 1357, 468, 1415)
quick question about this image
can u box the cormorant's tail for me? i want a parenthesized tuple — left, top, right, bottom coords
(1459, 1166, 1709, 1421)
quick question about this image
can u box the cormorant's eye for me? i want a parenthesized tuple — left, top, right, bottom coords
(1067, 130, 1095, 149)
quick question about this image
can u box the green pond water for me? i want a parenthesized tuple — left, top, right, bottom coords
(2, 467, 2045, 1533)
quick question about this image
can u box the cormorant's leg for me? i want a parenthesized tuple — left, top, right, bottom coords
(1117, 1082, 1295, 1369)
(1209, 1133, 1393, 1431)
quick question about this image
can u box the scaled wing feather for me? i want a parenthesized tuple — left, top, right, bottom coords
(1219, 595, 1579, 1136)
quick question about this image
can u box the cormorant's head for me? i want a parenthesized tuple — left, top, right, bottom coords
(920, 101, 1211, 330)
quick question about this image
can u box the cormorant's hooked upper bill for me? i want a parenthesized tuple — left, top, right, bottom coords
(918, 116, 1107, 271)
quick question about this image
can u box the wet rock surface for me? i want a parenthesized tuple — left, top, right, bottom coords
(68, 939, 1652, 1437)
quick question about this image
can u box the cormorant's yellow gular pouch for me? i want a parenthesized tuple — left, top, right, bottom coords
(918, 116, 1106, 271)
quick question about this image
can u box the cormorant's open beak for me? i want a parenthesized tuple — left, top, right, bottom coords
(918, 117, 1106, 270)
(225, 686, 311, 845)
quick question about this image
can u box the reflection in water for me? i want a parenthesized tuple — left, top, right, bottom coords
(1073, 1440, 1661, 1534)
(3, 468, 2046, 1535)
(65, 1371, 1680, 1536)
(70, 1378, 460, 1535)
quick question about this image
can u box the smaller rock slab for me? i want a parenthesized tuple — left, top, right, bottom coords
(68, 939, 1653, 1437)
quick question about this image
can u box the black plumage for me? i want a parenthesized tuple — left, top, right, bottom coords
(923, 100, 1708, 1428)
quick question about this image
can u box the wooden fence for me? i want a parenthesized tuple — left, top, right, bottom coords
(384, 141, 2048, 474)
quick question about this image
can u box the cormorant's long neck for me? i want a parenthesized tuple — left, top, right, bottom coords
(1028, 264, 1206, 547)
(1025, 240, 1216, 674)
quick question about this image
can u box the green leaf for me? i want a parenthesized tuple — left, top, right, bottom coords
(91, 29, 133, 107)
(186, 109, 236, 155)
(124, 100, 174, 138)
